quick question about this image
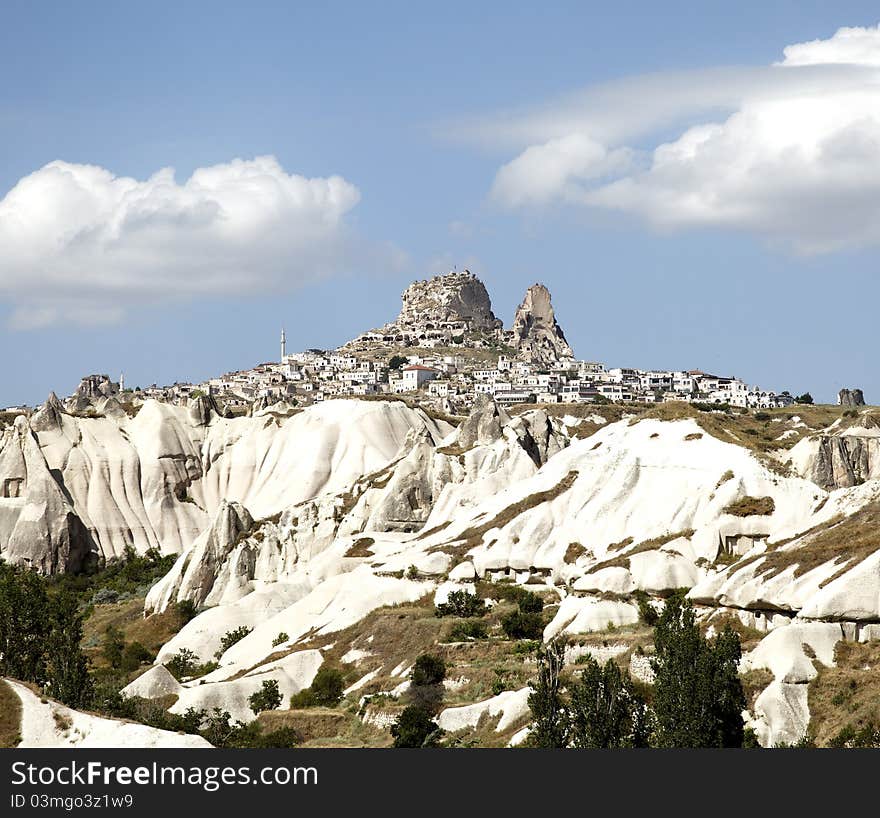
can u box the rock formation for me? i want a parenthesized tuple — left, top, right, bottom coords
(1, 416, 96, 573)
(839, 388, 866, 407)
(345, 270, 503, 348)
(73, 374, 117, 401)
(396, 270, 502, 333)
(511, 283, 574, 365)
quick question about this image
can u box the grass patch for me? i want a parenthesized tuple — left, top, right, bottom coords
(0, 679, 22, 747)
(563, 542, 588, 564)
(723, 496, 775, 517)
(345, 537, 376, 558)
(715, 470, 735, 489)
(439, 470, 579, 553)
(588, 530, 695, 573)
(742, 501, 880, 585)
(628, 401, 851, 454)
(807, 640, 880, 747)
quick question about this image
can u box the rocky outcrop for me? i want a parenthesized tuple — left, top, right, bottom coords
(73, 374, 117, 401)
(790, 427, 880, 490)
(30, 393, 66, 432)
(1, 416, 96, 573)
(345, 270, 503, 348)
(838, 388, 866, 407)
(396, 271, 502, 333)
(511, 283, 574, 365)
(812, 436, 877, 489)
(187, 393, 220, 427)
(145, 500, 254, 612)
(456, 395, 511, 450)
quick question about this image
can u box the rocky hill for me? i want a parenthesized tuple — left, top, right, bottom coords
(4, 390, 880, 746)
(343, 270, 574, 367)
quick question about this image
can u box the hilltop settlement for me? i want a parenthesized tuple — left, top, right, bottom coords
(14, 270, 828, 417)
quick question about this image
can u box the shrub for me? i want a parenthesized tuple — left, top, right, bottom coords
(794, 393, 814, 405)
(101, 626, 125, 667)
(435, 590, 486, 618)
(501, 610, 544, 640)
(248, 679, 282, 715)
(633, 590, 659, 627)
(390, 705, 442, 748)
(447, 619, 488, 641)
(310, 666, 346, 707)
(411, 654, 446, 686)
(120, 641, 153, 673)
(216, 626, 253, 658)
(290, 666, 345, 708)
(164, 648, 200, 680)
(174, 599, 198, 626)
(289, 689, 317, 709)
(91, 588, 120, 605)
(272, 632, 289, 648)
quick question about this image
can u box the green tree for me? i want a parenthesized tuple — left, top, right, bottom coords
(310, 666, 345, 707)
(435, 590, 486, 618)
(569, 657, 651, 748)
(391, 705, 442, 748)
(45, 591, 93, 708)
(794, 392, 814, 405)
(0, 563, 50, 683)
(527, 640, 569, 747)
(501, 610, 544, 640)
(248, 679, 282, 715)
(216, 626, 253, 659)
(651, 593, 746, 747)
(101, 625, 125, 667)
(388, 355, 408, 370)
(411, 654, 446, 686)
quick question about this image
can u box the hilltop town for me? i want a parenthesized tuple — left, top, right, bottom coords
(8, 270, 814, 416)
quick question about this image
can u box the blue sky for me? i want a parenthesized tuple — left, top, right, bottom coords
(2, 1, 880, 405)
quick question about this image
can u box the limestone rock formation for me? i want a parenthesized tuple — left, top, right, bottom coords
(345, 270, 503, 348)
(1, 416, 96, 573)
(511, 283, 574, 365)
(396, 270, 502, 332)
(839, 388, 866, 407)
(74, 374, 117, 401)
(145, 500, 254, 612)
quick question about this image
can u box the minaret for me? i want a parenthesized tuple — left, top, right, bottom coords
(119, 373, 125, 392)
(280, 328, 286, 361)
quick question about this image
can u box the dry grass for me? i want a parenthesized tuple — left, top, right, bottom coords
(807, 640, 880, 747)
(715, 470, 735, 489)
(438, 470, 579, 553)
(257, 708, 353, 743)
(0, 679, 22, 747)
(723, 496, 775, 517)
(588, 529, 695, 573)
(744, 501, 880, 585)
(628, 401, 851, 454)
(82, 597, 188, 670)
(344, 537, 376, 558)
(563, 542, 588, 564)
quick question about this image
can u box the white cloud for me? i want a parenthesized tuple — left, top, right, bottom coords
(479, 25, 880, 253)
(0, 156, 384, 328)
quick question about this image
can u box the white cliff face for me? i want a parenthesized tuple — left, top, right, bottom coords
(0, 397, 450, 572)
(8, 388, 880, 745)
